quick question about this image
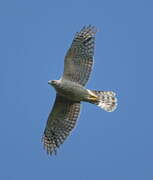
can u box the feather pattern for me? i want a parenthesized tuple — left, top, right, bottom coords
(90, 90, 117, 112)
(42, 94, 81, 155)
(63, 25, 97, 86)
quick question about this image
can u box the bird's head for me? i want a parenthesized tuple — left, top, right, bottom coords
(48, 80, 61, 88)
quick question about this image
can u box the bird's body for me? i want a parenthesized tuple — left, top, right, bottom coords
(49, 79, 90, 102)
(42, 25, 118, 155)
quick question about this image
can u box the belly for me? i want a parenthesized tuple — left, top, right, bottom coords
(55, 81, 89, 101)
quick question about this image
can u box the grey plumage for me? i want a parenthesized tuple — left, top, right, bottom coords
(42, 95, 80, 155)
(63, 25, 97, 86)
(42, 25, 117, 155)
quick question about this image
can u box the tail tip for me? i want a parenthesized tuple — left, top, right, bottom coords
(97, 91, 117, 112)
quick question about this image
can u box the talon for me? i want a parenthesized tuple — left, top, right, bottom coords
(87, 89, 98, 101)
(88, 96, 98, 101)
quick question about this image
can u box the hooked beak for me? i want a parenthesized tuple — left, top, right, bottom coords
(48, 80, 52, 84)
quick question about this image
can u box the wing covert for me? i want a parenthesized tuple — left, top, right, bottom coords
(63, 25, 97, 86)
(42, 94, 81, 155)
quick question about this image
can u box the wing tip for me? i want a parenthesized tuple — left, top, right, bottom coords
(84, 25, 98, 35)
(75, 25, 98, 39)
(42, 135, 58, 156)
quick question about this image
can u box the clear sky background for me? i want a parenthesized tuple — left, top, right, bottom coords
(1, 0, 153, 179)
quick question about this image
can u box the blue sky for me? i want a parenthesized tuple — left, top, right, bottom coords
(1, 0, 153, 179)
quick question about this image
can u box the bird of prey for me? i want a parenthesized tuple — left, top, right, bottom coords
(42, 25, 117, 155)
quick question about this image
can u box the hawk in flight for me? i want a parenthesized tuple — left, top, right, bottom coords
(42, 25, 117, 155)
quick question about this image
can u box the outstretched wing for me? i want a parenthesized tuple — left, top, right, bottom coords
(42, 94, 81, 155)
(63, 25, 97, 86)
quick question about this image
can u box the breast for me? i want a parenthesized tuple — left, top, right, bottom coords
(57, 80, 88, 101)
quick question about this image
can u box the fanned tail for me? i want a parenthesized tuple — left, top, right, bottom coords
(89, 90, 117, 112)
